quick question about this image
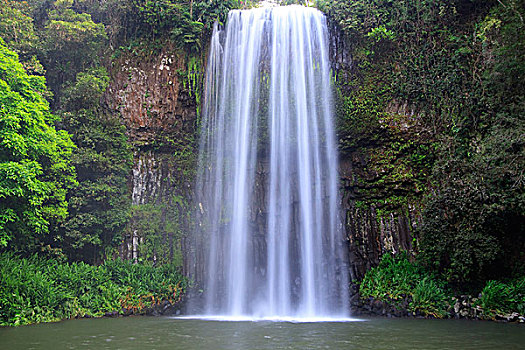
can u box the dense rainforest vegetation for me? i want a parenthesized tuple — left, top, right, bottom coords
(0, 0, 523, 325)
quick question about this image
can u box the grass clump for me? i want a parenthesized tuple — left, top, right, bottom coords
(359, 253, 451, 318)
(479, 278, 525, 316)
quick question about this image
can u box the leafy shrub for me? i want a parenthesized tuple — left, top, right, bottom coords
(360, 253, 451, 318)
(360, 253, 419, 300)
(410, 277, 450, 318)
(479, 278, 525, 316)
(104, 258, 187, 310)
(0, 253, 188, 326)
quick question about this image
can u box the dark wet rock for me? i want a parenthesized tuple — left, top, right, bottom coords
(163, 305, 175, 315)
(122, 308, 133, 316)
(454, 301, 461, 314)
(372, 300, 383, 312)
(104, 311, 119, 318)
(497, 313, 520, 322)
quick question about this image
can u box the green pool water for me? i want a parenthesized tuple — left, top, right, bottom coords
(1, 316, 524, 349)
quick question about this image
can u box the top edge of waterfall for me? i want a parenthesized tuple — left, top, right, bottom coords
(229, 4, 324, 15)
(257, 0, 279, 7)
(257, 0, 315, 8)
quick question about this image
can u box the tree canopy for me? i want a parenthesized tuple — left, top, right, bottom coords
(0, 39, 76, 249)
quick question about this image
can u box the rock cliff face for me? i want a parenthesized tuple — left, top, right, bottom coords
(329, 25, 428, 280)
(107, 47, 196, 146)
(105, 45, 198, 265)
(340, 158, 423, 280)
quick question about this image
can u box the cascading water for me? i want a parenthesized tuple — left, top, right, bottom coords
(194, 5, 349, 320)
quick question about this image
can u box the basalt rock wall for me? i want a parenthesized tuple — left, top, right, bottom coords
(329, 23, 427, 280)
(105, 44, 198, 266)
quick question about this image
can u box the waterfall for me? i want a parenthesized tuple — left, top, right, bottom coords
(194, 5, 349, 319)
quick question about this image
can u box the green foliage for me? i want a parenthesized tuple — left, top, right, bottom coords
(328, 1, 437, 215)
(0, 0, 214, 264)
(360, 253, 420, 300)
(40, 0, 108, 101)
(131, 0, 185, 37)
(410, 277, 450, 319)
(61, 67, 109, 111)
(336, 77, 387, 150)
(104, 258, 187, 304)
(0, 252, 119, 326)
(0, 252, 188, 326)
(130, 204, 165, 262)
(130, 0, 244, 52)
(0, 0, 39, 61)
(0, 40, 76, 249)
(360, 253, 451, 318)
(479, 278, 525, 316)
(418, 183, 506, 283)
(171, 19, 204, 54)
(417, 0, 525, 284)
(130, 193, 191, 266)
(58, 67, 132, 262)
(335, 74, 433, 211)
(367, 25, 395, 43)
(280, 0, 307, 5)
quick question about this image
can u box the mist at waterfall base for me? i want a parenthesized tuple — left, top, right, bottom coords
(190, 6, 352, 321)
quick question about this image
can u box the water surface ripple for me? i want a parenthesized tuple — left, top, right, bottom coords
(1, 317, 523, 349)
